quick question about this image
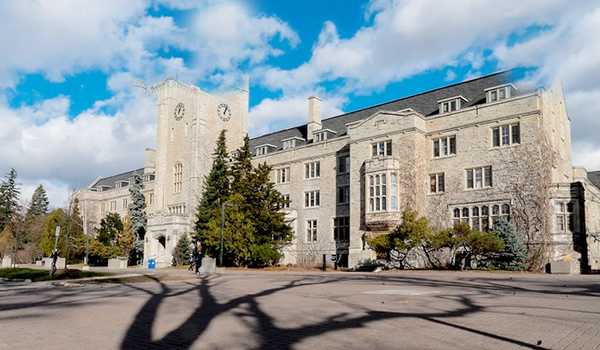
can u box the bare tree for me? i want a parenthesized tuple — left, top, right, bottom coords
(497, 127, 556, 270)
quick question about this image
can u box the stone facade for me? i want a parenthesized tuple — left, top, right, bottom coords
(77, 71, 600, 272)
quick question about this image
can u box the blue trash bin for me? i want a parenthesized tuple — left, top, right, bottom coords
(148, 258, 156, 270)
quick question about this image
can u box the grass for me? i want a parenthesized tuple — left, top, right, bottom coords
(0, 268, 108, 282)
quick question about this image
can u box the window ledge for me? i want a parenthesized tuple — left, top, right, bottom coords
(427, 192, 445, 196)
(463, 187, 493, 192)
(489, 143, 521, 151)
(432, 154, 457, 160)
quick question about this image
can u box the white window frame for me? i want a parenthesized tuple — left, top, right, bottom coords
(281, 194, 291, 209)
(368, 173, 388, 212)
(486, 85, 512, 103)
(173, 162, 183, 193)
(451, 202, 510, 231)
(304, 161, 321, 179)
(429, 173, 445, 193)
(256, 146, 268, 156)
(276, 167, 290, 184)
(492, 122, 520, 148)
(306, 219, 318, 242)
(372, 140, 392, 157)
(314, 132, 327, 142)
(304, 190, 320, 208)
(554, 201, 574, 233)
(432, 135, 456, 158)
(465, 166, 492, 190)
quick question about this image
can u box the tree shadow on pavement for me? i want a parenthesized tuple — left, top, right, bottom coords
(119, 274, 556, 350)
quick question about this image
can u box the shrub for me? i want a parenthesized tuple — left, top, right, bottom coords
(172, 234, 191, 266)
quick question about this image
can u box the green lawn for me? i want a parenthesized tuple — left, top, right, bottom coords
(0, 268, 107, 282)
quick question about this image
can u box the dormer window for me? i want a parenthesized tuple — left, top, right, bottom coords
(485, 84, 516, 103)
(282, 137, 304, 150)
(315, 132, 327, 142)
(256, 146, 268, 156)
(255, 144, 276, 156)
(438, 96, 468, 114)
(313, 129, 336, 143)
(115, 181, 129, 189)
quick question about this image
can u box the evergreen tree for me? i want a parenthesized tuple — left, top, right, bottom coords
(65, 198, 86, 262)
(128, 173, 146, 240)
(195, 130, 230, 240)
(128, 173, 146, 265)
(97, 213, 123, 246)
(230, 135, 253, 196)
(27, 184, 49, 218)
(172, 233, 191, 266)
(492, 218, 528, 270)
(0, 168, 21, 232)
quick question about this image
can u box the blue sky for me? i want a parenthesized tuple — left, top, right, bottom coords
(1, 0, 599, 206)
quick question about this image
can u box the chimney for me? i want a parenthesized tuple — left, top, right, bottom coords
(307, 96, 321, 141)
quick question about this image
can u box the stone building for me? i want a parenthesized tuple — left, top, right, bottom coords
(76, 71, 600, 272)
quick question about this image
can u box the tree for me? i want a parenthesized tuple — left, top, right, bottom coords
(128, 173, 146, 264)
(128, 173, 146, 239)
(195, 130, 231, 245)
(97, 213, 123, 246)
(0, 168, 20, 232)
(27, 185, 49, 218)
(40, 209, 67, 256)
(492, 218, 528, 270)
(172, 233, 191, 266)
(117, 217, 136, 258)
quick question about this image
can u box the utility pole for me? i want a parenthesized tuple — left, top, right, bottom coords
(220, 199, 225, 267)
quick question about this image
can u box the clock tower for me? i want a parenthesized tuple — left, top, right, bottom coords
(145, 78, 249, 267)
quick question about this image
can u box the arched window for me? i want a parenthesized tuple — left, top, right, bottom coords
(173, 162, 183, 193)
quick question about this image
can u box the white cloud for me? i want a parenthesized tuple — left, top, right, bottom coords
(0, 90, 156, 208)
(493, 7, 600, 170)
(258, 0, 581, 94)
(249, 93, 345, 136)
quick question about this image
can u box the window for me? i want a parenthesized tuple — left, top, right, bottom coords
(334, 217, 350, 242)
(452, 203, 510, 231)
(101, 202, 106, 215)
(304, 161, 320, 179)
(372, 140, 392, 157)
(315, 132, 327, 142)
(439, 97, 466, 114)
(338, 155, 350, 174)
(282, 140, 294, 150)
(390, 173, 398, 210)
(173, 162, 183, 193)
(433, 135, 456, 158)
(486, 86, 512, 103)
(147, 193, 154, 206)
(466, 166, 492, 189)
(304, 190, 320, 208)
(144, 174, 155, 182)
(110, 200, 116, 211)
(337, 185, 350, 204)
(492, 123, 520, 147)
(555, 201, 574, 232)
(168, 203, 186, 215)
(429, 173, 445, 193)
(368, 174, 387, 212)
(256, 146, 268, 156)
(122, 198, 128, 209)
(276, 167, 290, 184)
(306, 219, 318, 242)
(280, 194, 291, 209)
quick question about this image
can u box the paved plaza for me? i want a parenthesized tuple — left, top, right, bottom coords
(1, 270, 599, 349)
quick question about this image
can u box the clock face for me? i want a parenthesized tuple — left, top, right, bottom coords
(174, 102, 185, 120)
(217, 103, 231, 121)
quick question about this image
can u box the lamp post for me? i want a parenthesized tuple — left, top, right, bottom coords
(50, 226, 60, 277)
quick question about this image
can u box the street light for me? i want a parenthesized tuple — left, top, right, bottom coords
(50, 226, 60, 277)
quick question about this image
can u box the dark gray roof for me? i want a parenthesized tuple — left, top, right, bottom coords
(589, 171, 600, 189)
(90, 168, 144, 190)
(250, 70, 518, 152)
